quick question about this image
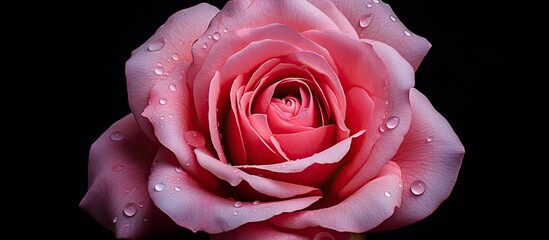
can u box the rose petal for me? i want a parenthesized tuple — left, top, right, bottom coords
(373, 88, 465, 230)
(273, 124, 337, 160)
(330, 0, 431, 70)
(190, 24, 333, 134)
(271, 161, 403, 233)
(326, 38, 415, 198)
(149, 150, 322, 234)
(125, 3, 219, 139)
(142, 66, 223, 193)
(79, 114, 179, 239)
(307, 0, 359, 38)
(212, 221, 362, 240)
(189, 0, 348, 86)
(195, 148, 322, 199)
(237, 130, 364, 187)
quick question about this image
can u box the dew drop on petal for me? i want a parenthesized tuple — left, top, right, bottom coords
(366, 3, 373, 8)
(138, 202, 144, 208)
(159, 98, 168, 105)
(143, 218, 148, 222)
(112, 216, 118, 223)
(169, 83, 177, 92)
(253, 200, 261, 205)
(109, 131, 124, 141)
(201, 42, 208, 49)
(233, 211, 239, 216)
(313, 232, 335, 240)
(171, 53, 179, 61)
(386, 116, 400, 129)
(359, 14, 374, 28)
(384, 191, 391, 197)
(154, 183, 165, 192)
(379, 125, 386, 133)
(148, 38, 164, 52)
(212, 32, 221, 40)
(154, 66, 165, 76)
(175, 167, 183, 173)
(390, 16, 397, 22)
(411, 180, 426, 196)
(373, 0, 380, 3)
(123, 203, 137, 217)
(404, 30, 412, 36)
(234, 201, 243, 208)
(426, 137, 433, 142)
(174, 186, 181, 191)
(223, 28, 229, 33)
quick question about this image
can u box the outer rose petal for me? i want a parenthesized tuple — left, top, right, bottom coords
(271, 162, 403, 233)
(212, 222, 363, 240)
(148, 148, 321, 234)
(125, 3, 219, 139)
(373, 88, 465, 230)
(79, 114, 179, 239)
(330, 0, 431, 70)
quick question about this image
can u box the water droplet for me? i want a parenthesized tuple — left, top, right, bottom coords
(410, 180, 426, 196)
(426, 137, 433, 142)
(171, 53, 179, 61)
(143, 217, 148, 222)
(359, 14, 374, 28)
(138, 202, 144, 208)
(169, 83, 177, 92)
(112, 164, 123, 172)
(379, 125, 386, 133)
(253, 200, 261, 205)
(123, 203, 137, 217)
(154, 183, 166, 191)
(168, 114, 174, 118)
(234, 201, 243, 208)
(233, 211, 239, 216)
(148, 38, 165, 52)
(174, 186, 181, 191)
(185, 162, 190, 166)
(398, 183, 403, 188)
(372, 0, 380, 3)
(223, 28, 229, 33)
(366, 3, 373, 8)
(390, 16, 397, 22)
(384, 191, 391, 197)
(212, 32, 221, 40)
(154, 66, 165, 76)
(175, 167, 183, 173)
(386, 116, 400, 129)
(112, 216, 118, 223)
(109, 131, 124, 141)
(183, 130, 206, 148)
(313, 232, 335, 240)
(159, 98, 168, 105)
(125, 223, 130, 227)
(201, 42, 208, 49)
(404, 30, 412, 36)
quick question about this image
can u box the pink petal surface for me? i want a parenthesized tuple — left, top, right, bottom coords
(273, 124, 336, 160)
(329, 0, 431, 70)
(125, 3, 219, 139)
(326, 38, 415, 198)
(237, 130, 364, 187)
(212, 221, 363, 240)
(142, 65, 223, 192)
(148, 149, 322, 234)
(270, 161, 403, 233)
(190, 23, 333, 133)
(195, 148, 322, 199)
(373, 88, 465, 230)
(79, 114, 179, 239)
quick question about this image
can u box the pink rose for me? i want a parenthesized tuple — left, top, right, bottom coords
(80, 0, 464, 239)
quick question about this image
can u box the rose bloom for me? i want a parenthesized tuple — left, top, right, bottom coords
(80, 0, 464, 239)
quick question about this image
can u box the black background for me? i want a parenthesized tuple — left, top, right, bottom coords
(30, 0, 528, 239)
